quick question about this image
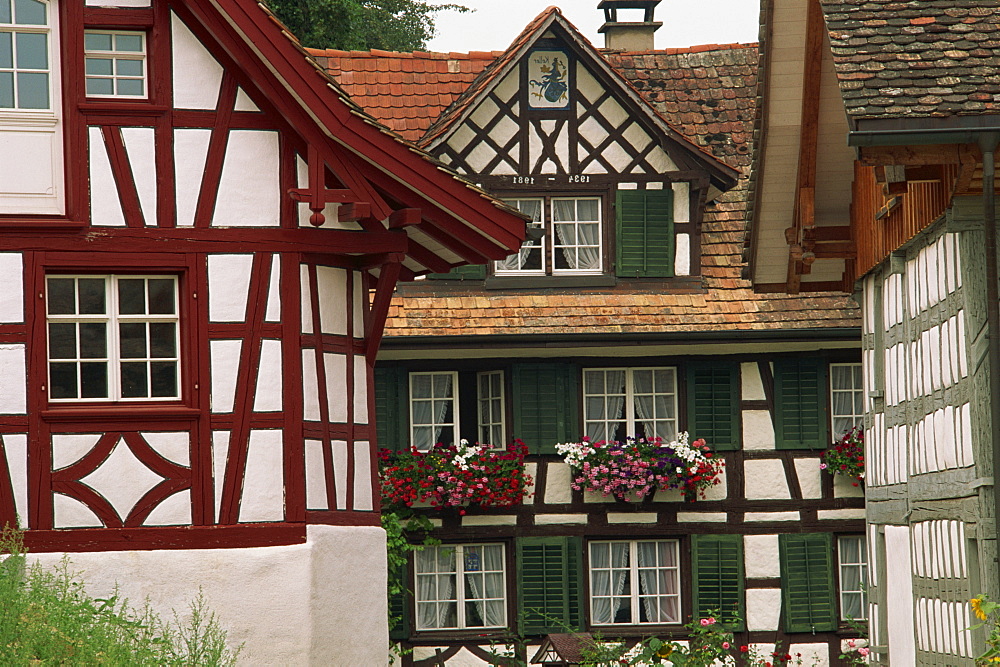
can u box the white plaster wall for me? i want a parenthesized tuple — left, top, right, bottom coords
(742, 410, 774, 450)
(544, 462, 572, 504)
(121, 127, 157, 226)
(674, 233, 690, 276)
(304, 439, 328, 511)
(31, 525, 388, 665)
(353, 441, 373, 511)
(885, 525, 916, 665)
(234, 87, 260, 112)
(214, 131, 281, 227)
(209, 340, 242, 413)
(239, 429, 285, 523)
(317, 266, 348, 334)
(89, 126, 126, 226)
(79, 438, 165, 522)
(2, 433, 27, 527)
(324, 353, 348, 422)
(746, 588, 781, 631)
(741, 362, 765, 400)
(790, 644, 829, 666)
(253, 339, 283, 413)
(143, 489, 191, 527)
(672, 181, 690, 223)
(52, 433, 101, 470)
(207, 254, 252, 322)
(0, 254, 23, 323)
(793, 458, 823, 499)
(354, 357, 368, 423)
(301, 350, 320, 421)
(52, 494, 102, 528)
(744, 459, 789, 499)
(173, 128, 211, 226)
(171, 13, 223, 110)
(212, 430, 230, 519)
(0, 345, 27, 414)
(744, 534, 780, 578)
(265, 254, 281, 322)
(333, 440, 348, 510)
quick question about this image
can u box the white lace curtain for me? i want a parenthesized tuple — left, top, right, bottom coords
(634, 541, 679, 623)
(632, 370, 676, 441)
(590, 542, 631, 624)
(553, 199, 600, 271)
(462, 545, 505, 627)
(416, 548, 456, 629)
(497, 200, 543, 271)
(411, 374, 452, 450)
(585, 370, 625, 442)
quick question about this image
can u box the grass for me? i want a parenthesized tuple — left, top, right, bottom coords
(0, 525, 242, 666)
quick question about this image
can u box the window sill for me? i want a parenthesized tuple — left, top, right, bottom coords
(485, 275, 617, 289)
(42, 404, 200, 423)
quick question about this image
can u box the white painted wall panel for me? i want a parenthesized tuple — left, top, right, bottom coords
(142, 431, 190, 467)
(354, 359, 368, 424)
(234, 87, 260, 112)
(173, 128, 211, 227)
(209, 340, 242, 413)
(0, 254, 22, 323)
(121, 127, 157, 226)
(301, 350, 320, 421)
(53, 494, 103, 528)
(352, 271, 365, 338)
(304, 439, 328, 511)
(239, 429, 284, 523)
(746, 589, 781, 631)
(316, 266, 347, 334)
(674, 233, 690, 276)
(742, 410, 774, 449)
(212, 430, 229, 519)
(353, 441, 372, 511)
(333, 440, 348, 510)
(0, 118, 63, 215)
(266, 254, 282, 322)
(89, 126, 126, 227)
(51, 433, 101, 471)
(80, 438, 165, 521)
(885, 525, 916, 665)
(207, 254, 252, 322)
(213, 131, 281, 227)
(324, 353, 348, 422)
(300, 264, 314, 334)
(3, 433, 27, 528)
(253, 339, 283, 413)
(142, 489, 191, 526)
(744, 534, 780, 578)
(0, 345, 26, 414)
(744, 459, 790, 499)
(171, 13, 223, 110)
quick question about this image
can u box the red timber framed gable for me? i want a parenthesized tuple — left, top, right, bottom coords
(0, 0, 525, 552)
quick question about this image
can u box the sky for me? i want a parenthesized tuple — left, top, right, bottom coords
(426, 0, 760, 54)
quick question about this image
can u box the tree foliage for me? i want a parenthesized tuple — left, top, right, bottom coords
(264, 0, 469, 52)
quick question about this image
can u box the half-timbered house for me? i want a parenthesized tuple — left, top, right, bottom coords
(0, 0, 527, 663)
(315, 3, 867, 664)
(745, 0, 1000, 663)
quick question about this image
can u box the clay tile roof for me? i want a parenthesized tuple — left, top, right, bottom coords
(820, 1, 1000, 119)
(380, 43, 860, 337)
(309, 47, 501, 141)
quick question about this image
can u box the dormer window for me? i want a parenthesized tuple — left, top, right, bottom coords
(84, 30, 146, 98)
(0, 0, 51, 110)
(496, 196, 603, 276)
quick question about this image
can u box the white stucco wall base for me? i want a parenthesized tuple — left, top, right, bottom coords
(31, 525, 388, 666)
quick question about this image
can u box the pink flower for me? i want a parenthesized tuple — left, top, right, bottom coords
(723, 642, 730, 649)
(820, 463, 828, 469)
(699, 616, 715, 626)
(858, 648, 869, 657)
(847, 640, 855, 648)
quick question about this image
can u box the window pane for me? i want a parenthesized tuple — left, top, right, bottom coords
(149, 323, 176, 358)
(16, 71, 47, 108)
(118, 279, 146, 314)
(116, 58, 142, 76)
(15, 31, 45, 69)
(577, 198, 599, 220)
(115, 78, 144, 97)
(78, 323, 107, 359)
(48, 323, 76, 359)
(0, 71, 12, 108)
(84, 32, 112, 51)
(0, 32, 11, 68)
(119, 322, 147, 358)
(150, 361, 177, 397)
(86, 77, 114, 96)
(120, 361, 148, 397)
(49, 363, 77, 399)
(80, 362, 108, 399)
(0, 0, 10, 24)
(115, 33, 143, 52)
(85, 57, 113, 76)
(47, 278, 75, 314)
(78, 279, 106, 315)
(411, 374, 432, 399)
(14, 0, 45, 26)
(432, 373, 452, 398)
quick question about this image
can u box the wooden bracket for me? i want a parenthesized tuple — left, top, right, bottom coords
(388, 208, 421, 229)
(287, 144, 370, 226)
(365, 255, 404, 363)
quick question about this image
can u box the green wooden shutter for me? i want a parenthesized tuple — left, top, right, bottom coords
(517, 536, 584, 635)
(387, 562, 411, 641)
(773, 358, 828, 449)
(692, 534, 745, 630)
(687, 361, 740, 451)
(426, 264, 487, 280)
(512, 363, 579, 454)
(616, 189, 675, 278)
(779, 533, 837, 633)
(374, 365, 409, 451)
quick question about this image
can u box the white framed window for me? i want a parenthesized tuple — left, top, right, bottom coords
(84, 30, 146, 98)
(477, 370, 505, 448)
(415, 543, 506, 630)
(0, 0, 51, 110)
(830, 363, 864, 437)
(838, 535, 868, 620)
(584, 367, 677, 442)
(589, 539, 681, 625)
(495, 196, 602, 276)
(552, 197, 601, 273)
(495, 198, 544, 275)
(409, 371, 458, 450)
(46, 275, 180, 401)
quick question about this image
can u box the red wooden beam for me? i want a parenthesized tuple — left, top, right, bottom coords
(366, 256, 404, 363)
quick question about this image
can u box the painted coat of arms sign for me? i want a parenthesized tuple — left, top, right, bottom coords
(528, 50, 570, 109)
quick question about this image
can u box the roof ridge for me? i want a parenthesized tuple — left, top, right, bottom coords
(306, 47, 504, 60)
(603, 42, 759, 55)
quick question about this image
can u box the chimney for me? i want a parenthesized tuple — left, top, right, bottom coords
(598, 0, 662, 51)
